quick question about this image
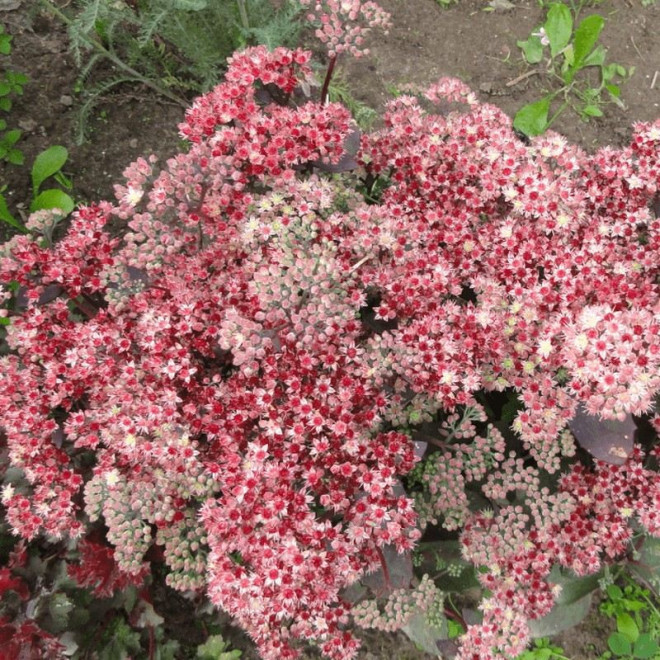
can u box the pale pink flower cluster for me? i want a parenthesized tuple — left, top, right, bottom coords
(353, 573, 442, 631)
(298, 0, 391, 57)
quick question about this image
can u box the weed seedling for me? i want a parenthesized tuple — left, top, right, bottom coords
(514, 2, 632, 136)
(0, 25, 29, 165)
(599, 575, 660, 660)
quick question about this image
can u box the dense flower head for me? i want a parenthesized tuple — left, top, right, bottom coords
(297, 0, 391, 58)
(0, 40, 659, 660)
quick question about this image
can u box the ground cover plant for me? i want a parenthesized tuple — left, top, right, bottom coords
(1, 1, 659, 659)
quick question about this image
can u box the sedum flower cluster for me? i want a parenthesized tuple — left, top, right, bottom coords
(0, 30, 659, 660)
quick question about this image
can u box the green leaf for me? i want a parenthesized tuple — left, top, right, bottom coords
(547, 566, 601, 606)
(562, 43, 575, 69)
(529, 593, 592, 638)
(605, 83, 621, 98)
(0, 97, 10, 111)
(633, 633, 660, 659)
(1, 129, 21, 147)
(573, 14, 605, 68)
(0, 193, 26, 232)
(617, 613, 639, 642)
(513, 97, 551, 137)
(518, 35, 544, 64)
(0, 39, 10, 56)
(197, 634, 242, 660)
(530, 650, 552, 660)
(7, 148, 24, 165)
(582, 105, 603, 117)
(607, 584, 623, 600)
(48, 592, 74, 632)
(402, 611, 449, 656)
(609, 632, 633, 656)
(582, 44, 606, 67)
(629, 537, 660, 592)
(30, 189, 75, 215)
(31, 146, 69, 194)
(544, 3, 572, 58)
(0, 81, 10, 96)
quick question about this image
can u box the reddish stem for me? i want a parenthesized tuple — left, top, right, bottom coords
(148, 625, 155, 660)
(320, 55, 337, 105)
(376, 545, 392, 591)
(444, 606, 467, 631)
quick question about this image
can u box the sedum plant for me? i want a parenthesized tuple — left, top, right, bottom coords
(1, 2, 659, 659)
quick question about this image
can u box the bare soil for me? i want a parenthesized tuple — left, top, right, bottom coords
(1, 0, 658, 658)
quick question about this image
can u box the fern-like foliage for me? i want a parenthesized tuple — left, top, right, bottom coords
(63, 0, 303, 141)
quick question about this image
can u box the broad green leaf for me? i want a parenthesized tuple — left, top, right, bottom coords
(528, 593, 591, 637)
(606, 584, 623, 600)
(0, 193, 27, 232)
(30, 189, 75, 215)
(402, 611, 449, 656)
(517, 35, 544, 64)
(573, 14, 605, 68)
(608, 632, 633, 656)
(197, 634, 242, 660)
(0, 81, 10, 96)
(617, 612, 639, 642)
(1, 129, 21, 147)
(544, 3, 572, 58)
(0, 98, 10, 111)
(633, 633, 660, 659)
(582, 44, 606, 67)
(547, 566, 601, 606)
(582, 105, 603, 117)
(7, 149, 24, 165)
(606, 83, 621, 98)
(629, 536, 660, 593)
(31, 146, 69, 194)
(513, 97, 551, 137)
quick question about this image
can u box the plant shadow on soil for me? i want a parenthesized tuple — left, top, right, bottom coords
(1, 0, 658, 657)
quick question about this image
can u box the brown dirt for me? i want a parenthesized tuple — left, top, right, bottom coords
(341, 0, 660, 150)
(1, 0, 658, 658)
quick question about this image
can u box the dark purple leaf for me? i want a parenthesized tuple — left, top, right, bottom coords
(312, 127, 361, 173)
(361, 544, 413, 597)
(568, 404, 635, 464)
(15, 283, 63, 310)
(51, 425, 64, 448)
(462, 608, 481, 625)
(414, 440, 428, 460)
(437, 639, 459, 658)
(255, 88, 275, 106)
(125, 266, 149, 286)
